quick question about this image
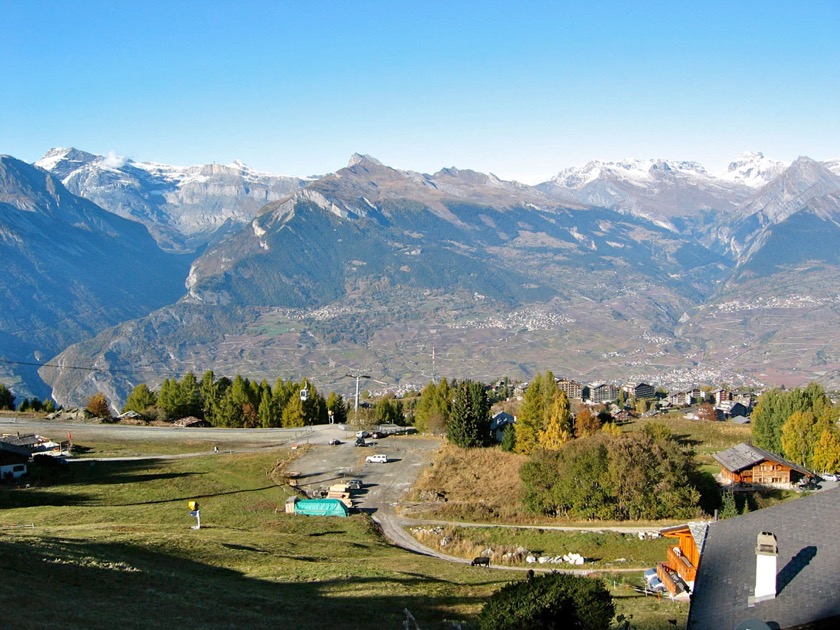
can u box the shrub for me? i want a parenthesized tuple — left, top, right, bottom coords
(479, 572, 614, 630)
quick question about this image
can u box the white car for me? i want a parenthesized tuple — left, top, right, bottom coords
(365, 454, 387, 464)
(822, 473, 838, 482)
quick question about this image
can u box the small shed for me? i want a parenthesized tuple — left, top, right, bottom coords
(293, 498, 349, 517)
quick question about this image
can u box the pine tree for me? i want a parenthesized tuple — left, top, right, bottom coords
(446, 380, 491, 448)
(500, 423, 516, 452)
(123, 384, 157, 416)
(0, 383, 15, 410)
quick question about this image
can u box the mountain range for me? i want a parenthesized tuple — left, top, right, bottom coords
(3, 147, 840, 408)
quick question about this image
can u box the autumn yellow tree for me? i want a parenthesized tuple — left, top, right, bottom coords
(86, 392, 111, 418)
(812, 429, 840, 474)
(575, 407, 601, 438)
(538, 391, 572, 449)
(781, 410, 830, 467)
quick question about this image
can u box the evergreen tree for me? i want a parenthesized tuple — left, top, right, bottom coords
(0, 383, 15, 410)
(18, 398, 31, 412)
(500, 423, 517, 452)
(413, 378, 452, 434)
(157, 378, 180, 419)
(176, 372, 202, 418)
(123, 384, 157, 416)
(720, 490, 739, 519)
(281, 395, 305, 427)
(258, 388, 281, 427)
(326, 392, 348, 425)
(446, 380, 491, 448)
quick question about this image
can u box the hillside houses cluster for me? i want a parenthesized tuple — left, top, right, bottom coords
(510, 377, 755, 421)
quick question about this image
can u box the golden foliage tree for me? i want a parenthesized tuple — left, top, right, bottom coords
(781, 410, 829, 467)
(575, 407, 601, 438)
(538, 391, 572, 450)
(86, 392, 111, 418)
(812, 429, 840, 474)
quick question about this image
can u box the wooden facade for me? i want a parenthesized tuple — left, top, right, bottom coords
(657, 524, 703, 595)
(714, 443, 813, 489)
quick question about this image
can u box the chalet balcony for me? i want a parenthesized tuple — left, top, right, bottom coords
(667, 545, 697, 583)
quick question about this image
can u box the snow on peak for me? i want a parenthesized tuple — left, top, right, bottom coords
(347, 153, 383, 168)
(549, 158, 710, 189)
(719, 151, 788, 188)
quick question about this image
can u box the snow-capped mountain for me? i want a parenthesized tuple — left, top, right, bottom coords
(36, 147, 308, 251)
(538, 157, 752, 225)
(718, 151, 789, 188)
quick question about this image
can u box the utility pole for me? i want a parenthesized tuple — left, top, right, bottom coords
(345, 372, 371, 422)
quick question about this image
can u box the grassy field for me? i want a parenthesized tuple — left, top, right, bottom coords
(410, 525, 672, 570)
(0, 436, 694, 629)
(2, 448, 520, 629)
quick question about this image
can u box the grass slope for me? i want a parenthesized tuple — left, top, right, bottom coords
(0, 450, 510, 629)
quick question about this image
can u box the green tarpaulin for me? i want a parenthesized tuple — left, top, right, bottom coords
(294, 498, 349, 517)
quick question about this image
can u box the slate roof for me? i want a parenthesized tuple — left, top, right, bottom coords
(687, 487, 840, 629)
(713, 443, 813, 477)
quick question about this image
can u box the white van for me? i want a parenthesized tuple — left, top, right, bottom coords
(365, 454, 387, 464)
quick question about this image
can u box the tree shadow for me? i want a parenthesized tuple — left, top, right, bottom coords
(0, 536, 497, 628)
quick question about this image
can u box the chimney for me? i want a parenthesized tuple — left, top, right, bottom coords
(753, 531, 778, 603)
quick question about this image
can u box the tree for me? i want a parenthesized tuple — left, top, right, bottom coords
(258, 388, 281, 428)
(719, 490, 739, 519)
(697, 401, 717, 422)
(538, 390, 572, 449)
(500, 423, 516, 452)
(413, 379, 452, 434)
(479, 572, 614, 630)
(375, 397, 404, 425)
(123, 384, 157, 416)
(326, 392, 348, 425)
(0, 383, 14, 410)
(86, 392, 111, 418)
(447, 380, 491, 448)
(752, 384, 834, 454)
(176, 372, 202, 418)
(812, 429, 840, 474)
(515, 371, 557, 455)
(575, 407, 601, 438)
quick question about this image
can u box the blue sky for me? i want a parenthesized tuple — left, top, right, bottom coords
(3, 1, 839, 183)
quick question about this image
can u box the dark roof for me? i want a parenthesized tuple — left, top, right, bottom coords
(687, 487, 840, 629)
(490, 412, 515, 431)
(713, 443, 813, 477)
(0, 440, 32, 457)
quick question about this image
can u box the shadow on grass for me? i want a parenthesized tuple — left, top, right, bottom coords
(0, 536, 498, 629)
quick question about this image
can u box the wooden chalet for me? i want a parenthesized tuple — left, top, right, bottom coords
(713, 443, 814, 488)
(656, 522, 708, 597)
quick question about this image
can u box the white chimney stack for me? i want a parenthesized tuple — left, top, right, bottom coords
(754, 531, 778, 602)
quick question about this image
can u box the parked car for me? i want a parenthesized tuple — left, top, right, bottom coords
(643, 568, 658, 584)
(328, 439, 341, 445)
(822, 473, 838, 482)
(648, 576, 666, 592)
(365, 454, 387, 464)
(347, 479, 363, 490)
(355, 431, 370, 439)
(355, 437, 367, 447)
(370, 431, 386, 439)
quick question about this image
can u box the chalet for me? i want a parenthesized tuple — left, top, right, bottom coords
(656, 522, 709, 598)
(490, 412, 516, 442)
(688, 487, 840, 629)
(0, 440, 30, 481)
(713, 443, 814, 488)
